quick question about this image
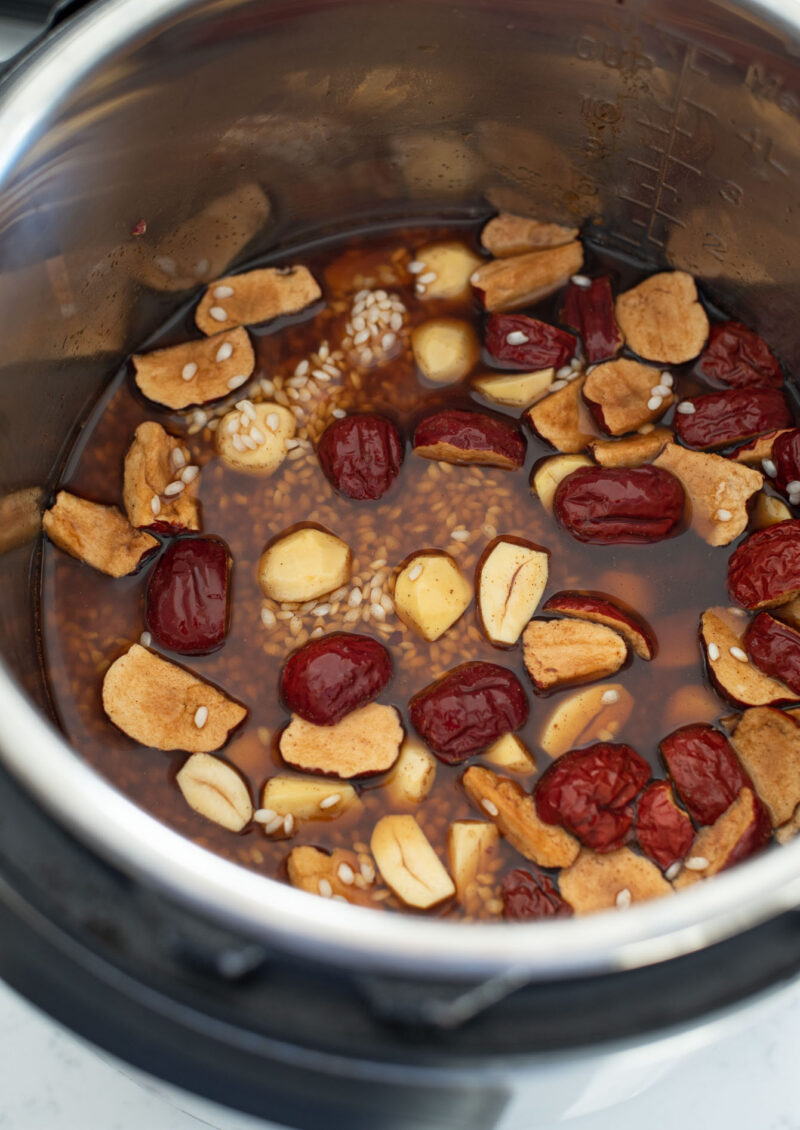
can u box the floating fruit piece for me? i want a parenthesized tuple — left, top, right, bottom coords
(176, 753, 252, 832)
(559, 847, 673, 913)
(410, 662, 529, 764)
(526, 376, 597, 454)
(384, 738, 437, 805)
(560, 276, 623, 364)
(279, 702, 403, 778)
(287, 845, 374, 906)
(673, 387, 792, 451)
(124, 421, 201, 534)
(614, 271, 708, 363)
(700, 606, 796, 707)
(471, 241, 583, 311)
(652, 443, 762, 547)
(371, 814, 455, 909)
(770, 428, 800, 496)
(480, 213, 579, 257)
(542, 590, 656, 660)
(412, 241, 483, 300)
(635, 780, 694, 870)
(411, 317, 479, 384)
(523, 619, 628, 692)
(534, 742, 651, 852)
(500, 867, 573, 920)
(476, 536, 549, 646)
(589, 428, 673, 468)
(538, 683, 633, 758)
(583, 359, 672, 435)
(145, 536, 230, 655)
(729, 428, 793, 465)
(728, 521, 800, 610)
(729, 706, 800, 827)
(102, 644, 246, 753)
(413, 408, 526, 470)
(483, 732, 537, 774)
(393, 551, 471, 642)
(195, 265, 322, 335)
(258, 525, 351, 603)
(484, 314, 576, 370)
(280, 632, 392, 726)
(699, 321, 783, 389)
(472, 368, 554, 408)
(462, 765, 580, 868)
(42, 491, 158, 578)
(216, 401, 295, 475)
(744, 613, 800, 697)
(554, 465, 684, 544)
(448, 820, 500, 909)
(660, 721, 754, 826)
(260, 775, 360, 822)
(132, 328, 256, 410)
(317, 413, 403, 500)
(673, 788, 771, 888)
(531, 454, 594, 510)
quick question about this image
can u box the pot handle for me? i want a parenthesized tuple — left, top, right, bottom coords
(356, 966, 533, 1029)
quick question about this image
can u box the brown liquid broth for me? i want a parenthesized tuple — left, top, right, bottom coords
(38, 222, 768, 919)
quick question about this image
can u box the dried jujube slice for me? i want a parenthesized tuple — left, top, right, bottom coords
(412, 408, 526, 470)
(744, 613, 800, 696)
(673, 387, 792, 451)
(635, 780, 694, 870)
(770, 429, 800, 495)
(501, 868, 573, 920)
(409, 661, 529, 764)
(484, 314, 576, 370)
(659, 723, 752, 826)
(728, 520, 800, 610)
(534, 742, 651, 852)
(553, 465, 684, 544)
(699, 322, 783, 389)
(560, 276, 623, 364)
(145, 537, 231, 655)
(673, 788, 772, 887)
(317, 413, 403, 501)
(542, 590, 656, 660)
(280, 632, 392, 726)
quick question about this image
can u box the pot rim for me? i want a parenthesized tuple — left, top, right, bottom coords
(2, 0, 800, 982)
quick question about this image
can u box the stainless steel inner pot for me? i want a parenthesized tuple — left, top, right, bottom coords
(1, 0, 800, 982)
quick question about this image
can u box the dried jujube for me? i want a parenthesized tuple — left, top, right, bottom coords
(553, 466, 685, 544)
(635, 780, 694, 870)
(770, 429, 800, 495)
(280, 632, 392, 726)
(673, 387, 792, 450)
(534, 742, 651, 852)
(484, 314, 576, 370)
(317, 413, 403, 501)
(659, 723, 751, 826)
(744, 613, 800, 696)
(728, 520, 800, 610)
(145, 536, 230, 654)
(501, 867, 573, 920)
(699, 321, 783, 389)
(413, 408, 526, 470)
(560, 276, 623, 364)
(409, 661, 529, 764)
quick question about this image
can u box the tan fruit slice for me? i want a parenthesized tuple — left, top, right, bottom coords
(590, 428, 672, 468)
(462, 765, 580, 867)
(394, 551, 471, 641)
(615, 271, 709, 363)
(776, 804, 800, 844)
(473, 368, 554, 408)
(412, 241, 483, 300)
(583, 359, 674, 435)
(384, 738, 437, 805)
(260, 775, 360, 822)
(538, 683, 633, 758)
(195, 265, 321, 335)
(522, 619, 627, 691)
(526, 376, 597, 453)
(216, 401, 295, 475)
(471, 242, 583, 312)
(411, 318, 479, 384)
(730, 429, 792, 465)
(132, 328, 255, 410)
(701, 606, 796, 707)
(476, 536, 549, 646)
(258, 525, 351, 603)
(483, 732, 536, 774)
(280, 703, 402, 779)
(674, 789, 767, 888)
(447, 821, 500, 909)
(43, 491, 157, 578)
(480, 213, 579, 257)
(371, 814, 455, 909)
(287, 845, 375, 906)
(123, 421, 201, 532)
(102, 644, 247, 753)
(752, 492, 792, 529)
(531, 453, 594, 510)
(559, 847, 673, 914)
(542, 591, 655, 661)
(729, 706, 800, 827)
(176, 753, 252, 831)
(653, 443, 762, 547)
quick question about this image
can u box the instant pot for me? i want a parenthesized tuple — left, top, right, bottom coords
(1, 0, 800, 1125)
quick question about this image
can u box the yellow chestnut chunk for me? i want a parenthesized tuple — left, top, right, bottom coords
(371, 814, 455, 909)
(476, 536, 549, 646)
(260, 775, 360, 822)
(538, 683, 633, 758)
(473, 368, 554, 408)
(384, 738, 437, 805)
(448, 820, 500, 909)
(216, 401, 295, 475)
(413, 241, 483, 300)
(531, 454, 594, 511)
(483, 732, 536, 774)
(258, 526, 351, 603)
(394, 551, 471, 641)
(412, 318, 479, 385)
